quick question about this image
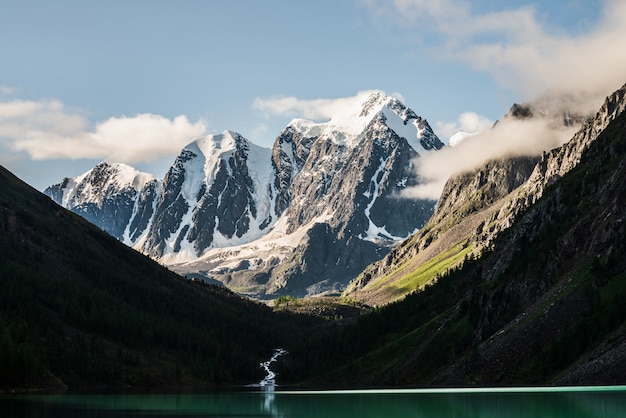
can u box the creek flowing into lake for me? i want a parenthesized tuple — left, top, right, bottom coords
(257, 348, 288, 389)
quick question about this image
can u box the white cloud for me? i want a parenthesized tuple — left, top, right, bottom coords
(362, 0, 626, 108)
(252, 90, 385, 121)
(0, 85, 18, 96)
(435, 111, 494, 143)
(0, 98, 207, 163)
(404, 115, 578, 200)
(362, 0, 626, 200)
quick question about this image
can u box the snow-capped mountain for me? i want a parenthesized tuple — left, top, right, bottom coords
(45, 162, 161, 243)
(46, 90, 444, 297)
(137, 130, 276, 262)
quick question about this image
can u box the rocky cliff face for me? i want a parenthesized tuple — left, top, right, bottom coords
(270, 125, 315, 217)
(346, 84, 626, 305)
(465, 83, 626, 284)
(44, 162, 160, 244)
(46, 91, 443, 297)
(300, 82, 626, 387)
(429, 87, 626, 385)
(265, 106, 440, 294)
(138, 131, 275, 261)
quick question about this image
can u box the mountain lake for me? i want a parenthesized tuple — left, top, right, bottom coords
(2, 386, 625, 417)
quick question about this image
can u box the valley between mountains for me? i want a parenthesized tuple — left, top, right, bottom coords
(2, 83, 626, 390)
(45, 91, 443, 298)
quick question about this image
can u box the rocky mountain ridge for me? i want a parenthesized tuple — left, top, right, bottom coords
(430, 85, 626, 385)
(45, 91, 444, 297)
(286, 82, 626, 387)
(44, 162, 161, 245)
(346, 84, 626, 305)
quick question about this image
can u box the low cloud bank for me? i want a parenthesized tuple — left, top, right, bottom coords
(435, 111, 494, 144)
(0, 99, 206, 163)
(404, 114, 578, 200)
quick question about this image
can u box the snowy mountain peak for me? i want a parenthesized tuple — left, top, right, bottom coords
(284, 90, 443, 152)
(78, 161, 155, 185)
(324, 90, 393, 137)
(179, 130, 251, 188)
(62, 162, 156, 206)
(185, 130, 243, 159)
(283, 90, 393, 142)
(104, 162, 156, 189)
(44, 162, 161, 244)
(358, 90, 389, 117)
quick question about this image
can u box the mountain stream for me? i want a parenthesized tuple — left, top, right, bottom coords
(258, 348, 287, 390)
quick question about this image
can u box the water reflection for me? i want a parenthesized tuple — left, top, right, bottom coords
(262, 391, 276, 416)
(2, 387, 626, 418)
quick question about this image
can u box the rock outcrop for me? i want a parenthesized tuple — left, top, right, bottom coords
(346, 84, 626, 305)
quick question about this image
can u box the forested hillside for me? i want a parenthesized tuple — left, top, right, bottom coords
(0, 166, 320, 391)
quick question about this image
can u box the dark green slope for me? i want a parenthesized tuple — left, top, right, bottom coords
(282, 98, 626, 387)
(0, 166, 317, 391)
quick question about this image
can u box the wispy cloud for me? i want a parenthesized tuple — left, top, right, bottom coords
(435, 112, 494, 143)
(252, 90, 388, 121)
(0, 85, 18, 96)
(363, 0, 626, 109)
(0, 98, 207, 163)
(363, 0, 626, 200)
(404, 116, 578, 200)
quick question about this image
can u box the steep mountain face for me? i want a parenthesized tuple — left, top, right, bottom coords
(44, 162, 161, 244)
(138, 131, 275, 261)
(46, 91, 443, 297)
(270, 125, 315, 217)
(480, 84, 626, 272)
(344, 154, 540, 304)
(287, 82, 626, 387)
(426, 87, 626, 385)
(261, 95, 442, 295)
(345, 84, 626, 305)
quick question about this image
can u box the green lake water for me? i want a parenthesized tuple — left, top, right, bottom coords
(2, 386, 625, 417)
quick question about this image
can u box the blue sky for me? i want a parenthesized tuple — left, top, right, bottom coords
(1, 0, 623, 190)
